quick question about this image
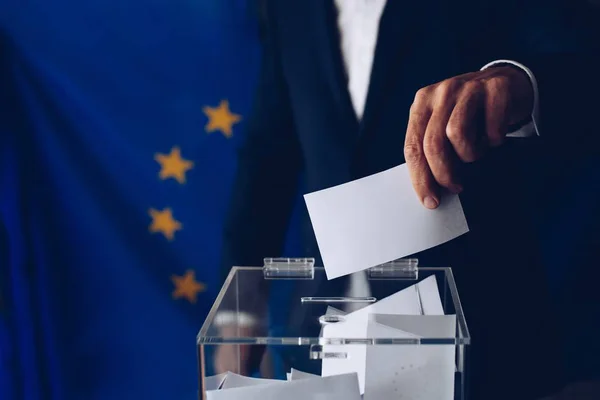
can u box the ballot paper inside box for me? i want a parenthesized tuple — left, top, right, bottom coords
(197, 258, 471, 400)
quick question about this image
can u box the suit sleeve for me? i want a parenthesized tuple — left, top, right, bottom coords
(219, 0, 302, 320)
(501, 0, 600, 154)
(498, 1, 600, 390)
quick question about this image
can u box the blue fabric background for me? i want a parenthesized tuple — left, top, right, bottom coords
(0, 1, 305, 399)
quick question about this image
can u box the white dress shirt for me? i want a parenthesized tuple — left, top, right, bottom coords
(333, 0, 541, 305)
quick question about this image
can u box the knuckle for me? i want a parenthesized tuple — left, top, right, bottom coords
(408, 101, 420, 115)
(436, 174, 454, 188)
(435, 79, 459, 98)
(430, 167, 454, 188)
(462, 79, 483, 94)
(408, 107, 429, 126)
(446, 121, 465, 142)
(486, 76, 508, 93)
(404, 142, 423, 163)
(413, 86, 434, 105)
(423, 133, 446, 157)
(458, 148, 478, 163)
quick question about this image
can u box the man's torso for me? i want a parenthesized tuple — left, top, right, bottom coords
(263, 1, 562, 397)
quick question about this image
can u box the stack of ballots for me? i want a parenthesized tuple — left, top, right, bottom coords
(320, 274, 456, 400)
(205, 275, 456, 400)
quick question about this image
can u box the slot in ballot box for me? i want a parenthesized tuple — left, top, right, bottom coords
(198, 258, 471, 400)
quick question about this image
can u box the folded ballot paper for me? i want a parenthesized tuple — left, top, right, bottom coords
(205, 276, 456, 400)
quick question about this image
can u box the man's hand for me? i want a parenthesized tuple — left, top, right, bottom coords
(404, 66, 534, 209)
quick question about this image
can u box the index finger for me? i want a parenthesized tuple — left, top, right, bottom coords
(404, 105, 440, 209)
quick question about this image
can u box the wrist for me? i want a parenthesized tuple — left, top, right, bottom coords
(480, 59, 540, 137)
(497, 65, 535, 125)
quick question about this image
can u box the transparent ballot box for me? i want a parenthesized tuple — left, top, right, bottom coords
(198, 258, 470, 400)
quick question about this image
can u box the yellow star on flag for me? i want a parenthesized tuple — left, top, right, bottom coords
(171, 269, 205, 304)
(149, 207, 182, 241)
(154, 146, 194, 184)
(203, 99, 241, 138)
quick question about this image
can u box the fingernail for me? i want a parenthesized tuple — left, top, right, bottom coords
(424, 196, 439, 209)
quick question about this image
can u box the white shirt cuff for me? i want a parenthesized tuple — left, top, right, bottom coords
(481, 59, 540, 138)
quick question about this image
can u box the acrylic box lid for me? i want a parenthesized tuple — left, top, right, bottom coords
(198, 259, 470, 347)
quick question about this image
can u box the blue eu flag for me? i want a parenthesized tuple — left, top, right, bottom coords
(0, 1, 264, 399)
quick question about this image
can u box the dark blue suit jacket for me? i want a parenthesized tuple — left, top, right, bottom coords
(220, 0, 599, 398)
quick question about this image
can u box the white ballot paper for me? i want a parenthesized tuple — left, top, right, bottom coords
(204, 373, 228, 391)
(289, 368, 319, 380)
(304, 164, 469, 279)
(344, 274, 445, 320)
(205, 372, 361, 400)
(321, 275, 452, 397)
(364, 315, 457, 400)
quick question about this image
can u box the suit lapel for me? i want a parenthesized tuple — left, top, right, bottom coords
(309, 0, 435, 135)
(311, 0, 359, 131)
(360, 0, 433, 134)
